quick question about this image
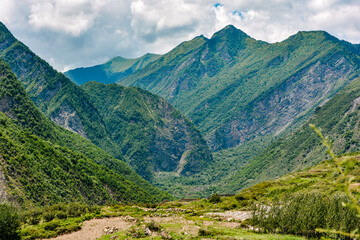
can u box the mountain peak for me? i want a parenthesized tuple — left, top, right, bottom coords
(210, 25, 249, 40)
(285, 30, 339, 44)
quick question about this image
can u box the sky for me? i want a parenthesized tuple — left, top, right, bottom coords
(0, 0, 360, 72)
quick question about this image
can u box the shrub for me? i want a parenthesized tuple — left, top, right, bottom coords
(43, 212, 56, 222)
(209, 194, 221, 203)
(55, 211, 67, 219)
(43, 221, 60, 231)
(146, 220, 161, 231)
(0, 202, 21, 240)
(198, 228, 214, 237)
(251, 192, 359, 238)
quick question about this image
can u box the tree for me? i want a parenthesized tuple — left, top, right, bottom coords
(0, 202, 20, 240)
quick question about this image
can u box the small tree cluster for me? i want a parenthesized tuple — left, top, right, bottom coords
(0, 202, 20, 240)
(251, 192, 359, 238)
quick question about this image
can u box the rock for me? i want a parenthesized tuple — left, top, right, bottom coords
(145, 227, 152, 236)
(160, 230, 172, 239)
(125, 215, 136, 222)
(104, 226, 119, 234)
(226, 217, 235, 222)
(110, 235, 119, 239)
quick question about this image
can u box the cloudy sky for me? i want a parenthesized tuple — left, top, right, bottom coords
(1, 0, 360, 72)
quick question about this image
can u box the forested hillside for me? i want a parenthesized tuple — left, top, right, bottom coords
(81, 82, 212, 181)
(116, 26, 360, 152)
(0, 58, 169, 205)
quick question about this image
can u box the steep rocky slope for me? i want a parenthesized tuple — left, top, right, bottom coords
(219, 76, 360, 193)
(81, 82, 212, 181)
(0, 22, 121, 158)
(65, 53, 160, 85)
(0, 22, 211, 183)
(0, 58, 169, 205)
(117, 25, 360, 151)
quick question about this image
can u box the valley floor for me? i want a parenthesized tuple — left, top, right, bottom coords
(42, 205, 305, 240)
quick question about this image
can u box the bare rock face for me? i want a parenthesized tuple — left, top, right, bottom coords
(0, 155, 8, 201)
(51, 102, 88, 138)
(208, 56, 357, 150)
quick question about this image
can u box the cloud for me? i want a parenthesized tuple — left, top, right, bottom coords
(28, 0, 106, 36)
(0, 0, 359, 71)
(130, 0, 211, 43)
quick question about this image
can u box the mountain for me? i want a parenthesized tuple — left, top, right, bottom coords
(115, 25, 360, 152)
(81, 82, 212, 181)
(65, 53, 160, 85)
(0, 22, 121, 159)
(0, 22, 212, 183)
(0, 58, 169, 206)
(219, 75, 360, 193)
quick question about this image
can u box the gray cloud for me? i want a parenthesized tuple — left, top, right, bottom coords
(0, 0, 359, 71)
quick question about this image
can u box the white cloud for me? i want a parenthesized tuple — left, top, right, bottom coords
(0, 0, 359, 71)
(0, 0, 17, 24)
(28, 0, 107, 36)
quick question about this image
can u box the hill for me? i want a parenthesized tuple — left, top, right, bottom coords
(219, 75, 360, 193)
(115, 25, 360, 152)
(0, 21, 211, 183)
(0, 58, 169, 206)
(0, 22, 120, 158)
(81, 82, 212, 181)
(65, 53, 160, 85)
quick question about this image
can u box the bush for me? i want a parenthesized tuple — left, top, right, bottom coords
(55, 211, 67, 219)
(198, 228, 214, 236)
(0, 202, 21, 240)
(251, 192, 360, 238)
(43, 221, 60, 231)
(209, 194, 221, 203)
(43, 212, 56, 222)
(146, 220, 161, 231)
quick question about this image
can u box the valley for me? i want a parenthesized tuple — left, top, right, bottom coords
(0, 17, 360, 240)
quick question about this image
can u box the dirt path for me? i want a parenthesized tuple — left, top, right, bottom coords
(47, 211, 249, 240)
(49, 217, 132, 240)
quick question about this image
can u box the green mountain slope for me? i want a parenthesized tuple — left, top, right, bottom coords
(220, 76, 360, 193)
(0, 58, 168, 206)
(81, 82, 213, 181)
(0, 22, 211, 186)
(65, 53, 160, 85)
(238, 153, 360, 201)
(0, 22, 121, 158)
(117, 25, 360, 152)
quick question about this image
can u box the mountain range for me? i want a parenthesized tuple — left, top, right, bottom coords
(68, 25, 360, 153)
(66, 25, 360, 197)
(2, 20, 360, 204)
(0, 22, 212, 183)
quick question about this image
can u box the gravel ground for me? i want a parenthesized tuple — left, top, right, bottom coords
(49, 217, 132, 240)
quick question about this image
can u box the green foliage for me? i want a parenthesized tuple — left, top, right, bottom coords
(252, 192, 359, 238)
(152, 137, 271, 198)
(0, 202, 20, 240)
(208, 194, 221, 203)
(20, 203, 102, 239)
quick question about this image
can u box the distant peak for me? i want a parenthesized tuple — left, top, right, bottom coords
(210, 25, 249, 40)
(286, 30, 340, 44)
